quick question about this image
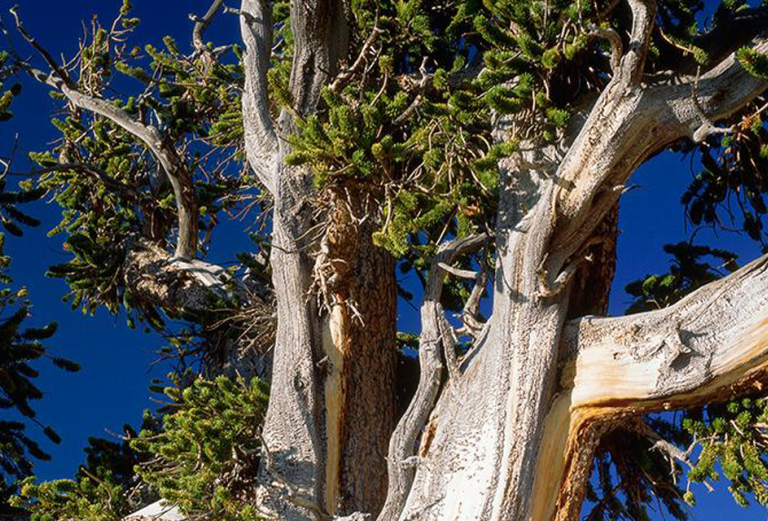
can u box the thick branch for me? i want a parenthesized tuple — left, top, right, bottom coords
(124, 240, 243, 314)
(7, 10, 199, 259)
(562, 251, 768, 411)
(590, 25, 622, 73)
(378, 234, 486, 521)
(60, 86, 198, 259)
(240, 0, 279, 194)
(530, 249, 768, 521)
(547, 28, 768, 276)
(620, 0, 657, 83)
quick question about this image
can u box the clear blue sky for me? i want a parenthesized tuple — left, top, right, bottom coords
(2, 1, 766, 519)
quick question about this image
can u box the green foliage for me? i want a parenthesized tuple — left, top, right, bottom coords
(624, 242, 738, 313)
(683, 397, 768, 508)
(12, 376, 268, 521)
(10, 418, 156, 521)
(131, 376, 269, 520)
(0, 83, 80, 515)
(29, 2, 248, 326)
(682, 121, 768, 247)
(737, 48, 768, 79)
(10, 474, 125, 521)
(0, 233, 76, 515)
(10, 423, 155, 521)
(6, 0, 768, 519)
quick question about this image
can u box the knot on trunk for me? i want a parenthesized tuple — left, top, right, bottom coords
(123, 240, 232, 314)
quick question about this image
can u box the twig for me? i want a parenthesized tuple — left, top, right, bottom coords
(589, 24, 623, 73)
(393, 58, 430, 126)
(691, 66, 736, 143)
(190, 0, 225, 58)
(9, 5, 74, 88)
(329, 23, 383, 93)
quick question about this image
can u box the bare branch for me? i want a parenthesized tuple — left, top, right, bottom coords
(439, 314, 460, 382)
(560, 251, 768, 412)
(589, 24, 622, 74)
(8, 5, 74, 88)
(328, 24, 383, 93)
(436, 262, 478, 280)
(690, 66, 737, 143)
(630, 420, 715, 491)
(620, 0, 657, 83)
(425, 234, 489, 301)
(190, 0, 225, 58)
(393, 58, 430, 126)
(458, 255, 487, 339)
(378, 233, 486, 521)
(240, 0, 279, 195)
(547, 29, 768, 277)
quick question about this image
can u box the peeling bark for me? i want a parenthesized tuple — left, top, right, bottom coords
(244, 1, 396, 513)
(387, 19, 768, 521)
(121, 1, 768, 519)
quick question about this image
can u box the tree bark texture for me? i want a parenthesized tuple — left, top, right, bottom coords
(242, 2, 397, 518)
(237, 1, 768, 519)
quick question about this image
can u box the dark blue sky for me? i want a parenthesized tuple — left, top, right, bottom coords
(2, 1, 766, 519)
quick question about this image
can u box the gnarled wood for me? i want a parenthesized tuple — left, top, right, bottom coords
(378, 234, 487, 521)
(249, 2, 397, 518)
(394, 16, 768, 521)
(533, 251, 768, 521)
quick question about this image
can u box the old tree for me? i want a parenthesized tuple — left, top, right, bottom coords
(2, 0, 768, 519)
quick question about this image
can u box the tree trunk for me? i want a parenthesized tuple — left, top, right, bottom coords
(243, 1, 768, 519)
(398, 150, 572, 520)
(256, 162, 397, 519)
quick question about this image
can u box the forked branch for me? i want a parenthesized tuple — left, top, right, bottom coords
(378, 233, 486, 521)
(6, 7, 199, 259)
(530, 250, 768, 521)
(191, 0, 225, 58)
(546, 23, 768, 278)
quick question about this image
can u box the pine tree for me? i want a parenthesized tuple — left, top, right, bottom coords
(1, 0, 768, 520)
(0, 65, 79, 518)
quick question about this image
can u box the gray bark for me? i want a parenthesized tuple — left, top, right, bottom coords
(387, 15, 768, 521)
(111, 0, 768, 519)
(242, 2, 396, 518)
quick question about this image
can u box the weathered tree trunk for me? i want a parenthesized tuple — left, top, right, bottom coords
(237, 0, 768, 518)
(397, 149, 570, 520)
(257, 164, 397, 519)
(247, 0, 398, 510)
